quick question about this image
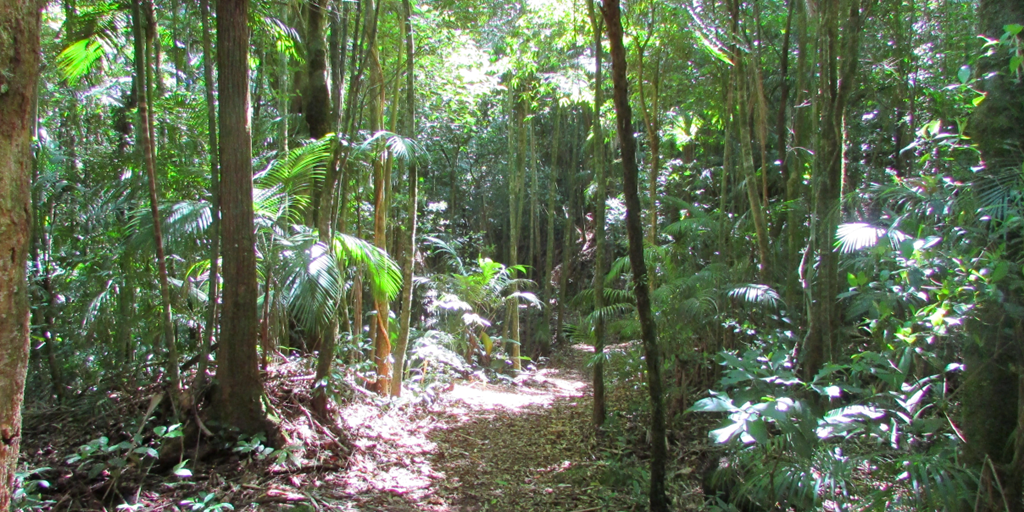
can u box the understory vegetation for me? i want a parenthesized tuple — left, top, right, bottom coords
(1, 0, 1023, 510)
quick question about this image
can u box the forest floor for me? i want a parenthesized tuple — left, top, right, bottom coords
(21, 344, 708, 511)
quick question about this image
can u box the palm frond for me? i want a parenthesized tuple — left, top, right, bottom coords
(728, 284, 783, 309)
(835, 223, 908, 254)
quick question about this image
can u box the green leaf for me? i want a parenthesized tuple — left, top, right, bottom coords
(747, 419, 769, 444)
(689, 395, 737, 413)
(991, 261, 1009, 282)
(973, 94, 987, 107)
(1011, 55, 1023, 74)
(957, 65, 971, 84)
(172, 460, 193, 478)
(58, 39, 106, 83)
(1005, 24, 1023, 37)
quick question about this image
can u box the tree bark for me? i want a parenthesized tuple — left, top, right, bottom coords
(602, 1, 669, 509)
(509, 98, 526, 372)
(213, 0, 272, 436)
(196, 0, 219, 391)
(133, 0, 181, 402)
(367, 0, 391, 394)
(543, 104, 560, 356)
(391, 0, 417, 397)
(803, 0, 868, 381)
(963, 1, 1024, 510)
(0, 0, 39, 505)
(585, 0, 607, 428)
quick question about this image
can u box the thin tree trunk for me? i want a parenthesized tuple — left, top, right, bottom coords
(0, 0, 39, 502)
(367, 0, 391, 394)
(737, 63, 771, 280)
(586, 0, 607, 428)
(133, 0, 180, 402)
(556, 114, 577, 346)
(543, 104, 560, 355)
(529, 119, 539, 284)
(196, 0, 219, 391)
(637, 40, 661, 245)
(391, 0, 416, 396)
(509, 99, 526, 372)
(602, 1, 668, 509)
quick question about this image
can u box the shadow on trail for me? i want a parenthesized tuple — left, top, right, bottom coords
(328, 354, 605, 512)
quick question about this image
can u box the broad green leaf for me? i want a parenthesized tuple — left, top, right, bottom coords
(747, 419, 769, 444)
(957, 65, 971, 84)
(689, 395, 737, 413)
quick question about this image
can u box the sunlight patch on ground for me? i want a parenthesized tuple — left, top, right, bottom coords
(447, 383, 556, 410)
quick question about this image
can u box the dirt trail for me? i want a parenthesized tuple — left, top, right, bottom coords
(324, 347, 606, 512)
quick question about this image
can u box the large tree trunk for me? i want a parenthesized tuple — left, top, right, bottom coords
(802, 0, 867, 381)
(133, 0, 180, 402)
(391, 0, 417, 397)
(963, 1, 1024, 510)
(585, 0, 607, 428)
(213, 0, 272, 436)
(602, 1, 669, 510)
(0, 0, 39, 505)
(304, 0, 331, 140)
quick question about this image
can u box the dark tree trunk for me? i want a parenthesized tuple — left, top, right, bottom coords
(213, 0, 272, 437)
(602, 1, 669, 510)
(803, 0, 868, 381)
(304, 0, 331, 140)
(964, 1, 1024, 510)
(0, 0, 39, 505)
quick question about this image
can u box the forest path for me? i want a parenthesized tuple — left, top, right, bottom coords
(328, 345, 607, 512)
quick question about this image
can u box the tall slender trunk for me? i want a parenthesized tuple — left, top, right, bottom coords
(543, 104, 560, 355)
(602, 1, 668, 509)
(638, 41, 661, 245)
(133, 0, 180, 402)
(556, 114, 578, 346)
(509, 99, 526, 372)
(737, 64, 771, 280)
(367, 0, 391, 394)
(529, 119, 539, 285)
(391, 0, 417, 397)
(586, 0, 607, 428)
(787, 0, 811, 311)
(196, 0, 219, 391)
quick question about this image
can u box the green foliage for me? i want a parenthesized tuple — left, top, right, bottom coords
(12, 467, 53, 511)
(691, 343, 976, 511)
(179, 493, 234, 512)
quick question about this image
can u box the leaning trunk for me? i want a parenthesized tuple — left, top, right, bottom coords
(602, 1, 669, 510)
